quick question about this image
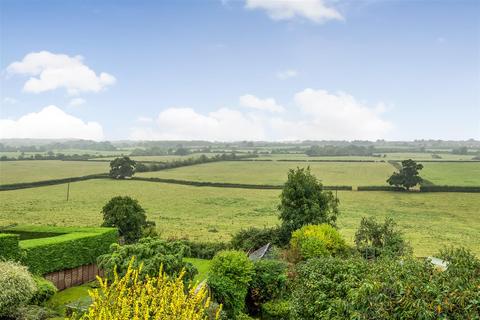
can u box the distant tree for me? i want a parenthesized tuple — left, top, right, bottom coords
(451, 146, 468, 155)
(101, 196, 151, 243)
(278, 167, 339, 244)
(174, 147, 190, 156)
(387, 159, 423, 190)
(109, 156, 136, 179)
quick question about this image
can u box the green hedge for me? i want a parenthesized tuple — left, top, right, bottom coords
(357, 186, 405, 191)
(0, 174, 108, 191)
(420, 185, 480, 193)
(0, 233, 20, 260)
(1, 226, 118, 275)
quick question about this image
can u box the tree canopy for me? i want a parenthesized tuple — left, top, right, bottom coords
(387, 159, 423, 190)
(109, 156, 136, 179)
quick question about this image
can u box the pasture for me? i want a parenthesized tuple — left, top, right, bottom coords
(136, 161, 395, 187)
(1, 179, 478, 257)
(420, 162, 480, 186)
(256, 152, 476, 161)
(0, 160, 109, 185)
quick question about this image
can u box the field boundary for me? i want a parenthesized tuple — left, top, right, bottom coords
(0, 173, 108, 191)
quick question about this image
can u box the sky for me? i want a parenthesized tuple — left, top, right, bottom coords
(1, 0, 479, 141)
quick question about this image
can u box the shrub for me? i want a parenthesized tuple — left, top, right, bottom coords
(247, 259, 288, 314)
(16, 305, 57, 320)
(181, 240, 230, 259)
(101, 196, 151, 244)
(78, 260, 221, 320)
(97, 237, 196, 282)
(231, 227, 280, 252)
(208, 250, 254, 319)
(30, 276, 57, 305)
(0, 261, 37, 317)
(261, 300, 291, 320)
(354, 217, 410, 259)
(278, 167, 339, 245)
(290, 224, 347, 260)
(0, 233, 20, 260)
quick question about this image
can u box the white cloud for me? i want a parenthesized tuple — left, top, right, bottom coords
(6, 51, 116, 95)
(137, 116, 154, 123)
(245, 0, 343, 23)
(130, 89, 392, 141)
(0, 105, 104, 140)
(276, 69, 298, 80)
(3, 97, 18, 104)
(239, 94, 285, 112)
(68, 98, 86, 107)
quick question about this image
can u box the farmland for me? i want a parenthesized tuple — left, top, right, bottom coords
(1, 178, 479, 257)
(420, 162, 480, 186)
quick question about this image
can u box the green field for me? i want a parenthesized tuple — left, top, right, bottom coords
(420, 162, 480, 186)
(95, 153, 218, 162)
(137, 161, 395, 187)
(1, 179, 478, 257)
(257, 152, 476, 161)
(0, 160, 109, 185)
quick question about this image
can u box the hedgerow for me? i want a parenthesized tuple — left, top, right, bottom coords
(0, 233, 20, 260)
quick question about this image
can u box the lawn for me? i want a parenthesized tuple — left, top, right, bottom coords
(0, 160, 109, 185)
(420, 162, 480, 186)
(184, 258, 211, 282)
(0, 179, 478, 257)
(136, 161, 395, 187)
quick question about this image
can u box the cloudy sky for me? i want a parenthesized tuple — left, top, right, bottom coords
(1, 0, 479, 141)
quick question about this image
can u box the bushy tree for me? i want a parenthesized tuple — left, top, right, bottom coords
(109, 156, 136, 179)
(78, 260, 220, 320)
(354, 217, 410, 259)
(290, 224, 347, 261)
(101, 196, 153, 243)
(387, 159, 423, 190)
(231, 227, 280, 252)
(278, 167, 339, 244)
(208, 250, 254, 319)
(97, 238, 196, 282)
(0, 261, 37, 317)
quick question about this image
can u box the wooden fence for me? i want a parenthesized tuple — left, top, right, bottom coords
(44, 263, 103, 290)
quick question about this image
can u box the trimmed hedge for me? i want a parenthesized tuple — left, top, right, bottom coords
(420, 185, 480, 193)
(0, 174, 108, 191)
(357, 185, 406, 191)
(0, 233, 20, 260)
(1, 226, 118, 275)
(132, 177, 352, 191)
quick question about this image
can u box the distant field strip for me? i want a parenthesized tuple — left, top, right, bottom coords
(0, 160, 109, 185)
(0, 179, 478, 256)
(420, 162, 480, 186)
(136, 161, 394, 187)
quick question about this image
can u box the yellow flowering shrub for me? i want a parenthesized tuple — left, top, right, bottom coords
(78, 260, 221, 320)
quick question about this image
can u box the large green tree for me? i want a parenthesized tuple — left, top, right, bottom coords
(387, 159, 423, 190)
(101, 196, 151, 243)
(109, 156, 136, 179)
(278, 167, 339, 244)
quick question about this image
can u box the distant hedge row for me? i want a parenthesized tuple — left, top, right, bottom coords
(0, 226, 118, 275)
(357, 186, 406, 192)
(132, 177, 352, 191)
(419, 185, 480, 193)
(0, 174, 108, 191)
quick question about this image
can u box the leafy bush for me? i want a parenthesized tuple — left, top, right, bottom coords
(231, 227, 280, 252)
(0, 233, 20, 260)
(181, 240, 230, 259)
(30, 276, 57, 305)
(101, 196, 153, 244)
(247, 259, 288, 314)
(208, 250, 254, 319)
(97, 237, 196, 282)
(78, 260, 221, 320)
(354, 217, 410, 259)
(0, 261, 37, 317)
(16, 305, 57, 320)
(290, 224, 347, 260)
(261, 300, 291, 320)
(278, 167, 339, 245)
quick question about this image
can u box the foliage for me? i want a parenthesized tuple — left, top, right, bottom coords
(231, 227, 280, 252)
(77, 260, 221, 320)
(0, 261, 37, 317)
(208, 250, 254, 319)
(354, 217, 410, 259)
(387, 159, 423, 190)
(278, 167, 339, 244)
(0, 233, 20, 260)
(101, 196, 151, 243)
(181, 240, 230, 259)
(305, 144, 374, 157)
(261, 300, 291, 320)
(109, 156, 136, 179)
(97, 237, 196, 282)
(290, 224, 347, 260)
(30, 276, 57, 305)
(16, 305, 57, 320)
(247, 259, 288, 314)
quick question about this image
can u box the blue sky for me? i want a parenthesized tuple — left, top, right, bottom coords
(1, 0, 479, 141)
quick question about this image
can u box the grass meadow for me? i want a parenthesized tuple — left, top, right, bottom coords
(136, 161, 395, 187)
(256, 152, 476, 161)
(1, 179, 478, 257)
(420, 162, 480, 186)
(0, 160, 109, 185)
